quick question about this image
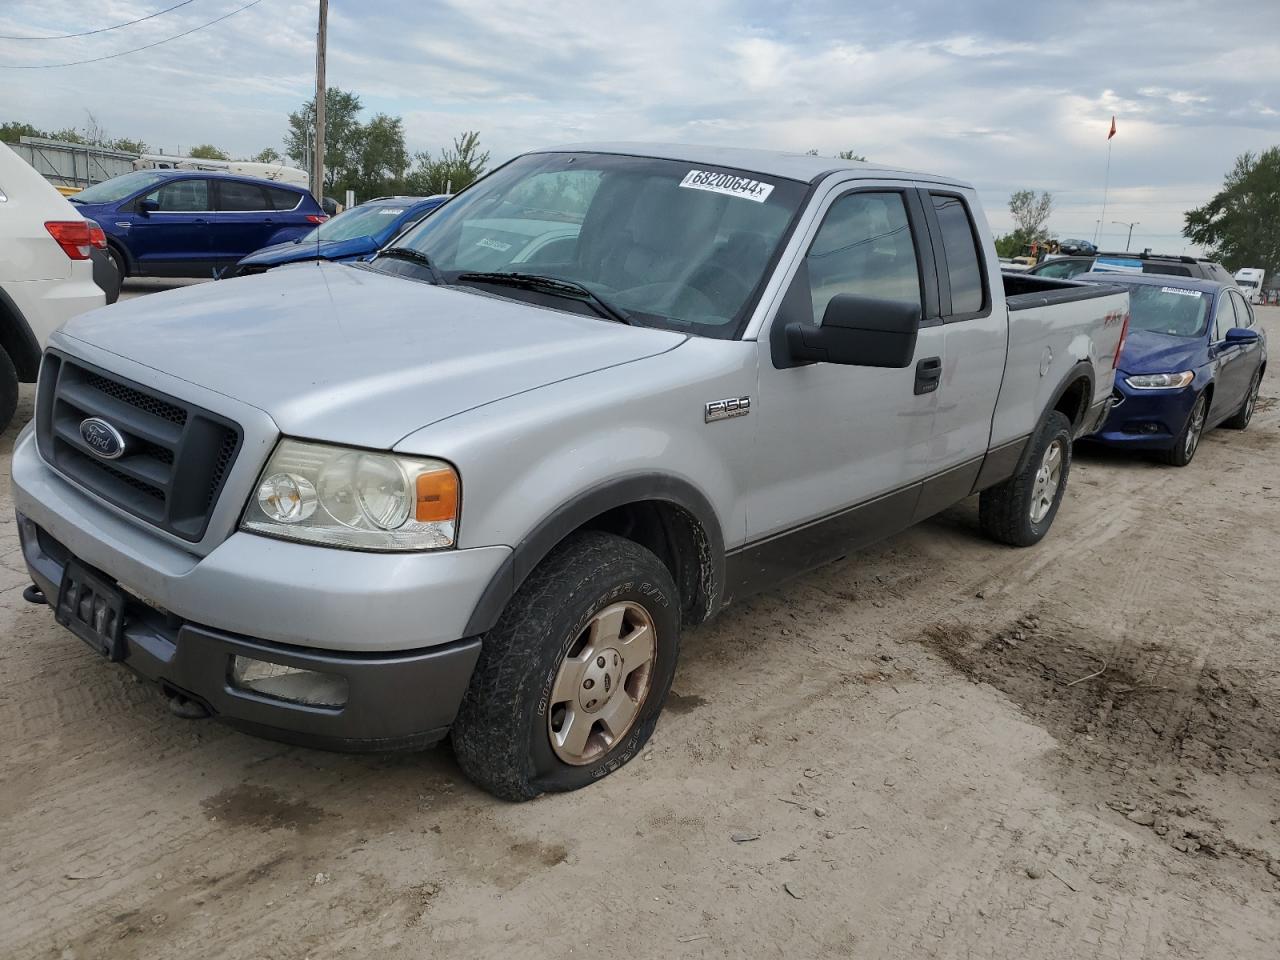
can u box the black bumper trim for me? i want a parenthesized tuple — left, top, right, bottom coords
(19, 513, 481, 752)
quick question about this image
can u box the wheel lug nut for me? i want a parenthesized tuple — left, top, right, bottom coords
(596, 656, 606, 668)
(583, 678, 594, 689)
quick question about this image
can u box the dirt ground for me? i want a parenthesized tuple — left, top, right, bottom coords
(2, 305, 1278, 960)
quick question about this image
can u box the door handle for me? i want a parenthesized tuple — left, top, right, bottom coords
(915, 356, 942, 395)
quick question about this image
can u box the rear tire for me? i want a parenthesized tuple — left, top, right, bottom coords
(0, 346, 18, 434)
(1162, 392, 1207, 466)
(105, 243, 127, 281)
(980, 411, 1073, 547)
(452, 531, 680, 801)
(1223, 372, 1261, 430)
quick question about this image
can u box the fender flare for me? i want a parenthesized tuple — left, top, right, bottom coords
(1045, 360, 1097, 440)
(0, 287, 44, 382)
(462, 473, 726, 637)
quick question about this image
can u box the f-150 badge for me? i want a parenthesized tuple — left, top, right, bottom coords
(705, 397, 750, 422)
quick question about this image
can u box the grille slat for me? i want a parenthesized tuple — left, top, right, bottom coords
(36, 352, 243, 543)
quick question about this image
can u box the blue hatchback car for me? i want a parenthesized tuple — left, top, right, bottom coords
(1080, 273, 1266, 465)
(68, 170, 326, 279)
(230, 194, 449, 276)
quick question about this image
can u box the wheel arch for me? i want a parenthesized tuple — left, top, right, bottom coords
(462, 474, 726, 637)
(1047, 361, 1095, 438)
(0, 286, 44, 382)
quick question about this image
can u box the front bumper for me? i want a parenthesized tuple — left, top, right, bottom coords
(19, 513, 482, 750)
(1089, 380, 1198, 450)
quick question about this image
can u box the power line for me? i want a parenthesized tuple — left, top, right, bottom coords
(0, 0, 264, 68)
(0, 0, 201, 40)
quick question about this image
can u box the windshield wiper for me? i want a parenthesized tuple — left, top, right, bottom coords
(376, 246, 445, 285)
(456, 271, 632, 325)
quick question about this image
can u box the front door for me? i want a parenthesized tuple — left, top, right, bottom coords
(128, 177, 213, 276)
(741, 185, 943, 591)
(1210, 290, 1261, 418)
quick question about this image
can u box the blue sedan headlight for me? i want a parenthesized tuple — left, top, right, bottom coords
(1124, 371, 1195, 390)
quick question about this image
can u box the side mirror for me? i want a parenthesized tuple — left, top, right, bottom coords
(137, 198, 160, 216)
(785, 294, 920, 368)
(1225, 327, 1260, 345)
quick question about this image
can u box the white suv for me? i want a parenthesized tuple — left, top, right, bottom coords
(0, 143, 106, 431)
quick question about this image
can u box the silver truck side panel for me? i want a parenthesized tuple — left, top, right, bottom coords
(396, 338, 758, 555)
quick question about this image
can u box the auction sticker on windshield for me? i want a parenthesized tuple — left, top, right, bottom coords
(679, 170, 775, 203)
(1161, 286, 1201, 297)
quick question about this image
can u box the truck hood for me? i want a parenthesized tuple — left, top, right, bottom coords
(1117, 329, 1207, 377)
(58, 262, 687, 448)
(237, 235, 377, 268)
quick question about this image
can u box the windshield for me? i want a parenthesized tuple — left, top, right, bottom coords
(1126, 284, 1211, 337)
(70, 170, 169, 204)
(1237, 279, 1258, 289)
(304, 202, 413, 243)
(381, 152, 808, 337)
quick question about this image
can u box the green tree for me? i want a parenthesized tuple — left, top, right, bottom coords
(406, 131, 489, 195)
(1009, 189, 1053, 243)
(286, 87, 367, 193)
(1184, 147, 1280, 275)
(1, 121, 48, 142)
(993, 234, 1023, 258)
(837, 150, 866, 161)
(48, 126, 87, 144)
(249, 147, 282, 164)
(188, 144, 230, 160)
(356, 113, 410, 195)
(106, 137, 148, 154)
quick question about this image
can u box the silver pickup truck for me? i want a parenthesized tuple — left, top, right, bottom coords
(13, 144, 1129, 800)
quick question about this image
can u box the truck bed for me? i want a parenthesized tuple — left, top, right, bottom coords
(1002, 272, 1126, 311)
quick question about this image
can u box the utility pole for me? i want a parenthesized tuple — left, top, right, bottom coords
(312, 0, 327, 202)
(1112, 220, 1139, 252)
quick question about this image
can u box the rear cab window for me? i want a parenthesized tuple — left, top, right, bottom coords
(927, 193, 988, 319)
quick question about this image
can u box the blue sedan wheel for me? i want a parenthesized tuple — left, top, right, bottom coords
(1224, 371, 1261, 431)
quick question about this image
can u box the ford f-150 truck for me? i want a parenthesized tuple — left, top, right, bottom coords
(12, 144, 1129, 800)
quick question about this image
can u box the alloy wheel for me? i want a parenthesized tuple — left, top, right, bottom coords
(547, 601, 656, 765)
(1029, 439, 1064, 525)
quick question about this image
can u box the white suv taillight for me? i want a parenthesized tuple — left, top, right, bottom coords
(44, 220, 105, 260)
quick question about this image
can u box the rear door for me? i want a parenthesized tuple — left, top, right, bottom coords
(916, 190, 1008, 512)
(211, 180, 275, 266)
(746, 183, 943, 578)
(128, 177, 213, 275)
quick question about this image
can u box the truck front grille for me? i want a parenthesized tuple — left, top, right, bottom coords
(35, 352, 242, 543)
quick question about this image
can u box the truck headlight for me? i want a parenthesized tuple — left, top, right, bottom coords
(242, 439, 458, 551)
(1124, 371, 1195, 390)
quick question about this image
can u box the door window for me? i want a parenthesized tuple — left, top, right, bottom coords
(142, 179, 209, 212)
(1212, 291, 1237, 340)
(804, 191, 921, 324)
(218, 181, 270, 212)
(1230, 290, 1255, 328)
(930, 193, 987, 316)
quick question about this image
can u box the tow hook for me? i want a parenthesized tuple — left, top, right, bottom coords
(22, 584, 47, 606)
(166, 694, 211, 720)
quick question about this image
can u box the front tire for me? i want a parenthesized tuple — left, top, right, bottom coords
(1163, 392, 1207, 466)
(452, 531, 680, 801)
(980, 410, 1073, 547)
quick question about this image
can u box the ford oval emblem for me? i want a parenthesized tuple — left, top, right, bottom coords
(79, 417, 127, 460)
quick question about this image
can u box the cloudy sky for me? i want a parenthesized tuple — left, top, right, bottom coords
(2, 0, 1276, 251)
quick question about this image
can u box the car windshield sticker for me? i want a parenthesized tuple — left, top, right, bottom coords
(679, 169, 775, 203)
(1161, 286, 1201, 297)
(377, 208, 405, 215)
(476, 237, 513, 252)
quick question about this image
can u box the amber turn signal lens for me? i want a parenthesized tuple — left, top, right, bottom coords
(415, 468, 459, 523)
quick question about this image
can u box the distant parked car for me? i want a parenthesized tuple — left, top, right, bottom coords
(1029, 251, 1237, 284)
(1057, 238, 1097, 256)
(67, 170, 327, 279)
(1079, 273, 1266, 466)
(0, 143, 105, 431)
(231, 195, 449, 276)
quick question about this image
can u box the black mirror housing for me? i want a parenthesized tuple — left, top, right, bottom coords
(1225, 326, 1260, 345)
(785, 294, 920, 368)
(137, 198, 160, 215)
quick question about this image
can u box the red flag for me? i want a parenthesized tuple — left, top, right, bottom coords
(1108, 116, 1117, 140)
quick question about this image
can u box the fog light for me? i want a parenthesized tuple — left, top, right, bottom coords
(231, 656, 348, 707)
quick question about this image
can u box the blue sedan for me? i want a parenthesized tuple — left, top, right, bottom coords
(230, 195, 449, 276)
(1080, 273, 1266, 466)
